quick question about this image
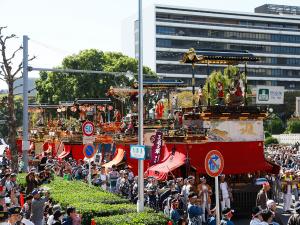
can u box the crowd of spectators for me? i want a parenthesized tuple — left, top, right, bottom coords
(1, 143, 300, 224)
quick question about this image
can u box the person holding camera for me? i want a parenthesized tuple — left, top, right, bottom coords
(30, 189, 50, 225)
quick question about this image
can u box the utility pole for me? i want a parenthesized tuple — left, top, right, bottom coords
(137, 0, 144, 212)
(22, 35, 29, 172)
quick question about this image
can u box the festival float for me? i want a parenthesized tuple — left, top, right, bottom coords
(19, 48, 280, 215)
(105, 49, 280, 215)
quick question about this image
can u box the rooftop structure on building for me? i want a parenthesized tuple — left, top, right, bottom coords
(255, 4, 300, 15)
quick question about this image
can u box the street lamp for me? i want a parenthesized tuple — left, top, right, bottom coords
(268, 108, 274, 134)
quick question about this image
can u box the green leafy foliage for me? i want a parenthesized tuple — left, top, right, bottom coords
(265, 136, 279, 145)
(264, 117, 285, 134)
(264, 131, 271, 139)
(286, 118, 300, 133)
(202, 66, 249, 105)
(0, 95, 23, 138)
(35, 50, 156, 104)
(95, 212, 169, 225)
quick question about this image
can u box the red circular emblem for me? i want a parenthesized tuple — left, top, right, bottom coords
(204, 150, 224, 177)
(82, 121, 94, 136)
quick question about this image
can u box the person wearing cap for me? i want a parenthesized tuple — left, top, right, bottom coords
(8, 206, 34, 225)
(8, 207, 22, 225)
(287, 202, 300, 225)
(220, 207, 235, 225)
(219, 174, 233, 211)
(256, 182, 270, 210)
(30, 189, 50, 225)
(267, 199, 283, 225)
(0, 205, 8, 225)
(281, 170, 294, 213)
(197, 176, 212, 223)
(187, 192, 202, 225)
(250, 206, 263, 225)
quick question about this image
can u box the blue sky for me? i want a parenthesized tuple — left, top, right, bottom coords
(1, 0, 300, 89)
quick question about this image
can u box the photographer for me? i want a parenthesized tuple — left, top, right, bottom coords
(25, 171, 38, 196)
(30, 189, 50, 225)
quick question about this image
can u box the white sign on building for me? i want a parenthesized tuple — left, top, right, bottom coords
(256, 86, 284, 105)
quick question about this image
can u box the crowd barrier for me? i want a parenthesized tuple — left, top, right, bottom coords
(272, 134, 300, 145)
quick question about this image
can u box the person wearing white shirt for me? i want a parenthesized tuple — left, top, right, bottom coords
(219, 174, 232, 210)
(47, 205, 62, 225)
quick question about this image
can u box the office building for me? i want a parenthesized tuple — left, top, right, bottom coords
(122, 4, 300, 90)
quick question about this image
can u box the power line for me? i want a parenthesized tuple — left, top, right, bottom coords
(29, 39, 72, 55)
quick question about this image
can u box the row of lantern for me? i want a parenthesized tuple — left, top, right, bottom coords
(58, 105, 114, 113)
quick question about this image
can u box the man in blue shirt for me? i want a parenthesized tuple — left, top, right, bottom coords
(220, 207, 235, 225)
(187, 192, 203, 225)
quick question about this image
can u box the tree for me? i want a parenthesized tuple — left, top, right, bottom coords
(202, 66, 249, 105)
(36, 50, 156, 104)
(0, 96, 23, 139)
(264, 116, 285, 134)
(286, 118, 300, 133)
(0, 26, 35, 172)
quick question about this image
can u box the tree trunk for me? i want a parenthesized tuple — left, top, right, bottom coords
(7, 79, 18, 173)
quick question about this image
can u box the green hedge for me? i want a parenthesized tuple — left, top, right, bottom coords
(18, 176, 167, 225)
(95, 212, 169, 225)
(17, 175, 168, 225)
(265, 136, 279, 145)
(41, 177, 138, 224)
